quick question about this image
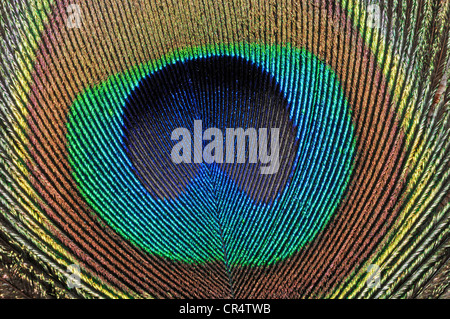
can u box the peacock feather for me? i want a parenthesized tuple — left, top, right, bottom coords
(0, 0, 449, 299)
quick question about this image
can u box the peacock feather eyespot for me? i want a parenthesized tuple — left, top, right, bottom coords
(0, 0, 449, 299)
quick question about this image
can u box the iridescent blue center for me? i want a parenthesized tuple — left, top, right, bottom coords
(67, 46, 355, 266)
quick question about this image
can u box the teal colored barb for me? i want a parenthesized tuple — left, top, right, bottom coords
(67, 43, 355, 266)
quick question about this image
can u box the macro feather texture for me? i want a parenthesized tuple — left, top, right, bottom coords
(0, 0, 449, 299)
